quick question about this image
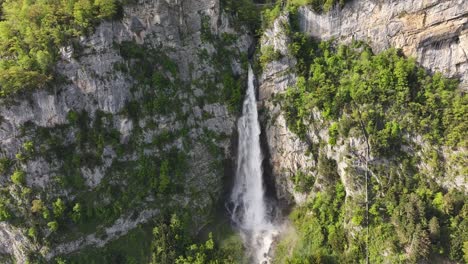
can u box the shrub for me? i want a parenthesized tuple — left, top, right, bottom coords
(47, 221, 59, 232)
(11, 170, 26, 185)
(31, 200, 44, 213)
(259, 46, 283, 68)
(0, 203, 11, 221)
(53, 198, 66, 218)
(328, 122, 339, 145)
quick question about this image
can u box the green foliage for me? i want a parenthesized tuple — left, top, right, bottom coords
(11, 169, 26, 185)
(259, 46, 283, 68)
(222, 72, 243, 114)
(28, 226, 38, 240)
(158, 160, 170, 194)
(281, 38, 466, 156)
(53, 198, 66, 218)
(150, 214, 186, 263)
(220, 0, 260, 32)
(288, 0, 348, 13)
(0, 202, 11, 221)
(328, 122, 339, 145)
(277, 181, 347, 263)
(71, 203, 82, 223)
(0, 157, 12, 174)
(63, 224, 153, 263)
(277, 35, 467, 262)
(0, 0, 118, 95)
(293, 171, 314, 193)
(23, 141, 34, 153)
(262, 3, 282, 28)
(31, 199, 44, 214)
(150, 214, 238, 264)
(464, 241, 468, 263)
(48, 221, 59, 232)
(116, 41, 181, 116)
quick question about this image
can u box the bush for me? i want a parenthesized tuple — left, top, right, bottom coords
(328, 122, 339, 145)
(47, 221, 59, 232)
(31, 199, 44, 213)
(53, 198, 66, 218)
(11, 170, 26, 185)
(0, 203, 11, 221)
(259, 46, 283, 68)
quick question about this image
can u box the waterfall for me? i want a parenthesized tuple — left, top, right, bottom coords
(230, 65, 279, 263)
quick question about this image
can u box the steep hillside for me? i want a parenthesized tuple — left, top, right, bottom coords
(0, 0, 253, 262)
(0, 0, 466, 263)
(259, 0, 467, 262)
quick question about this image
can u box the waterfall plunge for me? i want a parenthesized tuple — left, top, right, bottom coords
(230, 65, 280, 264)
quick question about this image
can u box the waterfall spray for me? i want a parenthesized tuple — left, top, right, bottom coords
(230, 65, 280, 263)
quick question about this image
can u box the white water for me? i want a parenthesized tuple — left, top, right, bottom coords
(230, 65, 279, 264)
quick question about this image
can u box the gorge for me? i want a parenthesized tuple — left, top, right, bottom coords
(0, 0, 466, 263)
(230, 65, 280, 264)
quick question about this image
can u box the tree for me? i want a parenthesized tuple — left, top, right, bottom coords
(71, 203, 81, 223)
(0, 158, 12, 174)
(22, 141, 34, 153)
(0, 202, 11, 221)
(150, 214, 184, 264)
(94, 0, 116, 18)
(463, 241, 468, 263)
(53, 198, 66, 218)
(31, 199, 44, 213)
(328, 122, 339, 145)
(159, 160, 171, 193)
(47, 221, 59, 232)
(42, 208, 50, 220)
(11, 170, 26, 185)
(428, 217, 440, 241)
(28, 227, 37, 240)
(35, 50, 53, 73)
(409, 226, 430, 262)
(73, 0, 94, 29)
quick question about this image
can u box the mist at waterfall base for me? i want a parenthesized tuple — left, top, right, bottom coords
(229, 65, 281, 264)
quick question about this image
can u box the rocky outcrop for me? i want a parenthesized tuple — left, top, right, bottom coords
(0, 223, 35, 263)
(259, 15, 309, 205)
(298, 0, 468, 89)
(0, 0, 253, 262)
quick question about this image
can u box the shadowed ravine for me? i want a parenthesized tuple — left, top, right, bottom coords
(229, 65, 281, 263)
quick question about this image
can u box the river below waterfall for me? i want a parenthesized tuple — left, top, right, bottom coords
(230, 65, 281, 264)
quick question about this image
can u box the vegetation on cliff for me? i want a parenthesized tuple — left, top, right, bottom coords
(0, 0, 118, 96)
(0, 1, 251, 260)
(271, 10, 468, 263)
(0, 0, 466, 263)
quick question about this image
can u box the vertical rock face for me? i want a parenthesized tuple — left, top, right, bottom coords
(0, 0, 252, 262)
(259, 15, 310, 205)
(259, 0, 467, 206)
(298, 0, 468, 89)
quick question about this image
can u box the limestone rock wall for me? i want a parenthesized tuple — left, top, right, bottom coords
(260, 0, 467, 206)
(0, 0, 253, 262)
(298, 0, 468, 89)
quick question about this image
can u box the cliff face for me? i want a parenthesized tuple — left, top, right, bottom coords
(260, 0, 467, 205)
(0, 0, 466, 262)
(0, 0, 252, 262)
(259, 1, 466, 262)
(299, 0, 468, 89)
